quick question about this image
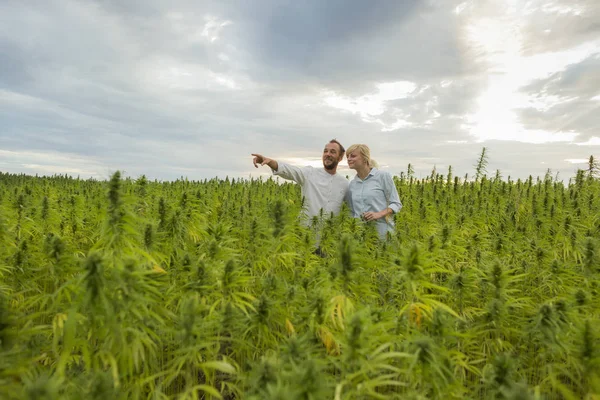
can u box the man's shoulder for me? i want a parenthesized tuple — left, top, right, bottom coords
(325, 170, 349, 182)
(301, 165, 316, 175)
(335, 173, 350, 184)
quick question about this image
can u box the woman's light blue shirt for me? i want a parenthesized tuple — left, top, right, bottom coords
(345, 168, 402, 239)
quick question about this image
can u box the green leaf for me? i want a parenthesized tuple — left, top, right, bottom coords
(200, 361, 237, 375)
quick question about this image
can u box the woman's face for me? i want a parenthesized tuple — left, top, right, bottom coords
(347, 150, 366, 170)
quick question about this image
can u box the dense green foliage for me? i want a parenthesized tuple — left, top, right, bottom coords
(1, 161, 599, 399)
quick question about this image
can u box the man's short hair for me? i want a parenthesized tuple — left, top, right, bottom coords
(329, 139, 345, 156)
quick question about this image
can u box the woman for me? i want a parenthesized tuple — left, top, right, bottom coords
(345, 144, 402, 240)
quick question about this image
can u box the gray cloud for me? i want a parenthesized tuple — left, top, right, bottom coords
(460, 0, 600, 56)
(231, 0, 475, 92)
(517, 53, 600, 140)
(522, 53, 600, 99)
(519, 0, 600, 55)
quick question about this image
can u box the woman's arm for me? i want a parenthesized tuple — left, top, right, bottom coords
(383, 172, 402, 214)
(362, 172, 401, 221)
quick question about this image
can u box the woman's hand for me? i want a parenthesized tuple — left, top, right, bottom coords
(361, 210, 387, 221)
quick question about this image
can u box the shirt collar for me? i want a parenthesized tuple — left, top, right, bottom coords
(354, 167, 378, 181)
(320, 168, 338, 177)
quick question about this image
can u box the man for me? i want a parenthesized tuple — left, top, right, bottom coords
(252, 139, 349, 223)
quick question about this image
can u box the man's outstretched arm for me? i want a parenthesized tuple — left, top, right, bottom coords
(251, 153, 307, 185)
(252, 153, 279, 171)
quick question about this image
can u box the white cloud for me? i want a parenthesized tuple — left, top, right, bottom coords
(322, 81, 416, 131)
(576, 137, 600, 146)
(139, 57, 241, 91)
(378, 117, 412, 131)
(201, 15, 232, 43)
(323, 81, 415, 117)
(461, 1, 599, 144)
(0, 149, 104, 178)
(166, 13, 232, 45)
(454, 3, 468, 15)
(540, 3, 584, 16)
(376, 81, 417, 101)
(564, 158, 589, 164)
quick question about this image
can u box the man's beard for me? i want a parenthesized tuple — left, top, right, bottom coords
(324, 158, 338, 170)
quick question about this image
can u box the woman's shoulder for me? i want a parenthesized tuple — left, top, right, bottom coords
(368, 168, 383, 176)
(374, 169, 393, 179)
(374, 170, 398, 186)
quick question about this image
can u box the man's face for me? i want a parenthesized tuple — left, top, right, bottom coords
(323, 142, 343, 170)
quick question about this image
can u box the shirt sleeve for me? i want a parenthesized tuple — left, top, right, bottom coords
(382, 172, 402, 214)
(273, 162, 308, 185)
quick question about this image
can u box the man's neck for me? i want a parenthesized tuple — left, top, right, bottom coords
(324, 167, 337, 175)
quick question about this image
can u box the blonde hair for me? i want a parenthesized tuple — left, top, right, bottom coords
(346, 144, 379, 168)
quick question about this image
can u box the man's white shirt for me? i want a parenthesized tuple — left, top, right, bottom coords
(274, 162, 349, 220)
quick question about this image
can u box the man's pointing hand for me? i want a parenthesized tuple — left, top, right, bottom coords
(252, 153, 274, 169)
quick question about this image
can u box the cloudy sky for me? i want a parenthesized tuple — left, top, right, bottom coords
(1, 0, 599, 181)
